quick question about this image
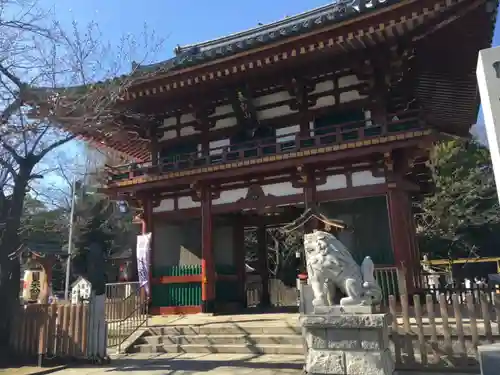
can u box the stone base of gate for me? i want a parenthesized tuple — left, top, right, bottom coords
(300, 307, 394, 375)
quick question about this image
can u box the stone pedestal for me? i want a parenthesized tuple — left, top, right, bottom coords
(301, 307, 394, 375)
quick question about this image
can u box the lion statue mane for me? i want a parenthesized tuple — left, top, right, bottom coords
(303, 230, 382, 307)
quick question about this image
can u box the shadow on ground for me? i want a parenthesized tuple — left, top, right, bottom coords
(76, 354, 304, 374)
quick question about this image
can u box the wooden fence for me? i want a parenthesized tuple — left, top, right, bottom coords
(388, 291, 500, 371)
(9, 302, 89, 362)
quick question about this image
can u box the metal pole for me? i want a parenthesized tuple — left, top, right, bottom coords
(64, 176, 77, 301)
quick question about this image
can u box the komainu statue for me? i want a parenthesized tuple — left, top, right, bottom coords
(304, 230, 382, 307)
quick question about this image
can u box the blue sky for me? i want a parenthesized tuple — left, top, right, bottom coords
(40, 0, 500, 68)
(43, 0, 350, 63)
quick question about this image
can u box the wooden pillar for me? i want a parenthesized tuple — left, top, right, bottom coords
(257, 224, 270, 307)
(303, 168, 318, 233)
(201, 186, 215, 313)
(369, 53, 388, 129)
(387, 186, 418, 293)
(149, 124, 159, 166)
(233, 215, 246, 307)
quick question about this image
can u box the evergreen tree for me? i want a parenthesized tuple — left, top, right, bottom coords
(416, 139, 500, 259)
(72, 194, 114, 295)
(71, 187, 136, 294)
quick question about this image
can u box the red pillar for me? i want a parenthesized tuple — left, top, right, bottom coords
(201, 186, 215, 313)
(387, 187, 419, 293)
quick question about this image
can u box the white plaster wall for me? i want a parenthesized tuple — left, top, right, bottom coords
(210, 104, 233, 117)
(340, 90, 366, 103)
(316, 175, 348, 191)
(351, 170, 386, 186)
(310, 95, 335, 110)
(159, 129, 177, 142)
(276, 125, 299, 143)
(311, 80, 335, 95)
(153, 219, 202, 268)
(163, 117, 176, 127)
(180, 113, 196, 124)
(213, 116, 238, 130)
(262, 182, 302, 197)
(253, 91, 292, 107)
(209, 138, 230, 155)
(180, 126, 198, 137)
(257, 105, 297, 121)
(212, 188, 248, 205)
(181, 222, 202, 264)
(214, 226, 234, 266)
(153, 222, 183, 267)
(178, 197, 201, 209)
(154, 199, 175, 213)
(338, 75, 360, 88)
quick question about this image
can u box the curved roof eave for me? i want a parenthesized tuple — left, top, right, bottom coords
(136, 0, 401, 74)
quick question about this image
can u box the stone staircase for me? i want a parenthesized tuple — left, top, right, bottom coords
(128, 322, 304, 355)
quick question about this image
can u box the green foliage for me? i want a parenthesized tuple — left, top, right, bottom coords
(20, 197, 66, 248)
(416, 139, 500, 258)
(71, 189, 136, 285)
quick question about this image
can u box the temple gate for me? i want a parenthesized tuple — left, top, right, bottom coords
(43, 0, 496, 314)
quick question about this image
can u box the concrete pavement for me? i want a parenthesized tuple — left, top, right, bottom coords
(49, 353, 305, 375)
(44, 353, 480, 375)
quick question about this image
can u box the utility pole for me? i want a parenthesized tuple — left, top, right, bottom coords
(64, 176, 77, 301)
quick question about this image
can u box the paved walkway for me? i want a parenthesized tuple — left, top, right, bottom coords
(0, 366, 66, 375)
(34, 353, 480, 375)
(148, 313, 299, 327)
(49, 353, 304, 375)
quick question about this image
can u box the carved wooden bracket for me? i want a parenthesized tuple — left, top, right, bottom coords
(383, 152, 394, 172)
(189, 182, 220, 202)
(233, 184, 277, 215)
(292, 165, 327, 188)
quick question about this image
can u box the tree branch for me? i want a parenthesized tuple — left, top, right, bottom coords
(35, 134, 76, 162)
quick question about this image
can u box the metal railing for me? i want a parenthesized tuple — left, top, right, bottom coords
(106, 281, 139, 299)
(374, 266, 405, 306)
(106, 282, 148, 351)
(106, 109, 423, 183)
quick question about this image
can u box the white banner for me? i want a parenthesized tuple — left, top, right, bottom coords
(136, 233, 152, 294)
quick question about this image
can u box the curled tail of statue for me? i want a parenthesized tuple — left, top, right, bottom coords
(361, 256, 383, 305)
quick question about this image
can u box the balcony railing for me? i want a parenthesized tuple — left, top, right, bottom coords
(106, 110, 425, 184)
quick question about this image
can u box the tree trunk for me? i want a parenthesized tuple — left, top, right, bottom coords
(0, 163, 33, 349)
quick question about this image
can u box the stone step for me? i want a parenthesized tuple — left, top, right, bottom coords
(147, 325, 301, 336)
(129, 343, 304, 355)
(138, 334, 304, 346)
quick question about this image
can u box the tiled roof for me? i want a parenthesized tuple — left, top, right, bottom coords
(137, 0, 400, 73)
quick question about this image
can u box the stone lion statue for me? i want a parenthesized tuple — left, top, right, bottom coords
(303, 230, 382, 307)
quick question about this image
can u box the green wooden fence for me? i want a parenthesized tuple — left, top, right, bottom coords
(152, 264, 239, 307)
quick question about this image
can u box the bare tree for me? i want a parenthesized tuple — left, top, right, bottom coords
(245, 227, 302, 284)
(0, 0, 161, 348)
